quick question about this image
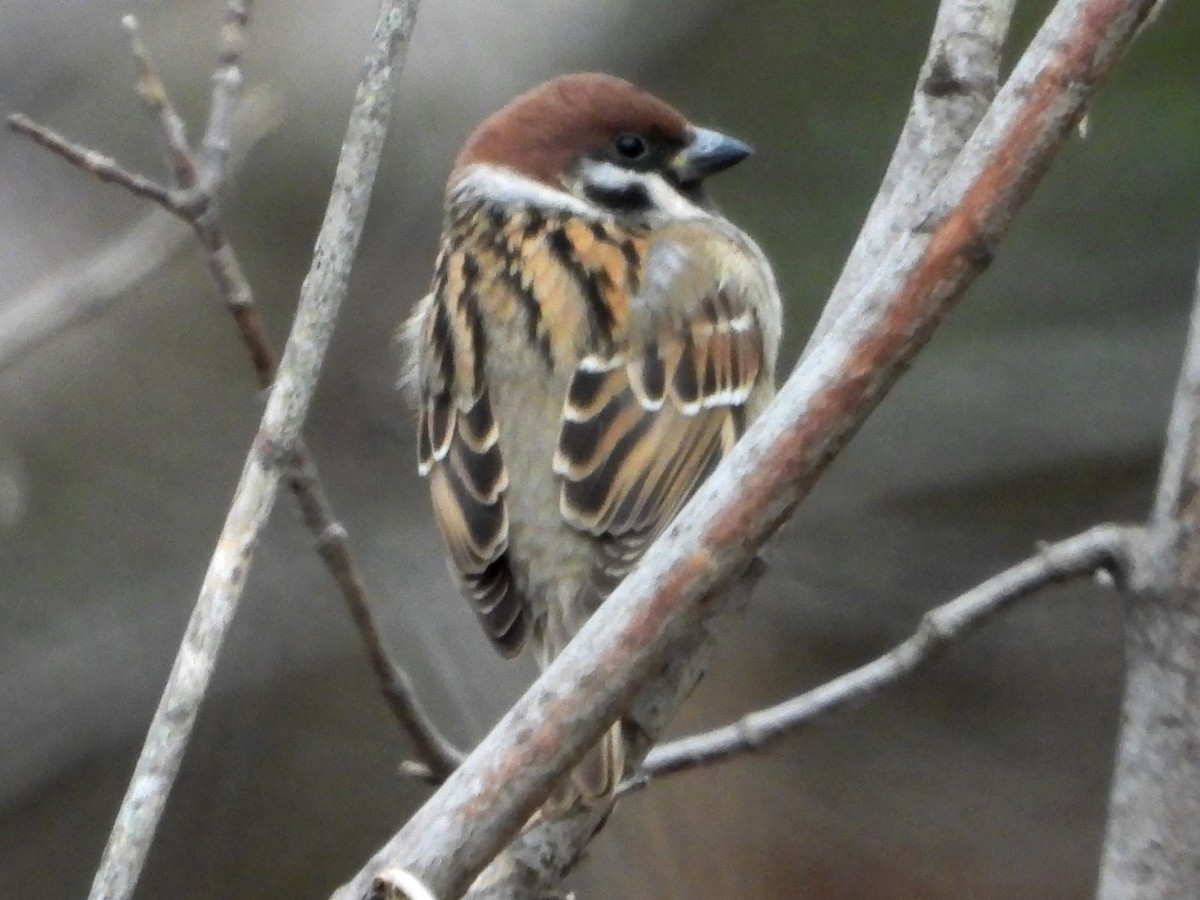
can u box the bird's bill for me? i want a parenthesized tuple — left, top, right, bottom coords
(671, 126, 753, 183)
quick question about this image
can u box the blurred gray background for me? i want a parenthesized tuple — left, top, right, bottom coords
(1, 1, 1197, 897)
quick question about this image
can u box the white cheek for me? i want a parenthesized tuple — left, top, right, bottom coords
(452, 164, 594, 216)
(577, 159, 632, 193)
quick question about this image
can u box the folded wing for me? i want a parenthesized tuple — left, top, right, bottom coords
(554, 225, 769, 602)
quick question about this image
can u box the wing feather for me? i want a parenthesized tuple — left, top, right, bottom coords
(412, 273, 527, 655)
(555, 228, 769, 601)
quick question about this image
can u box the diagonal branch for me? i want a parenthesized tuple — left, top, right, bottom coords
(457, 2, 1019, 893)
(1151, 243, 1200, 527)
(84, 3, 422, 899)
(331, 1, 1159, 897)
(122, 14, 198, 191)
(198, 0, 251, 186)
(628, 525, 1139, 790)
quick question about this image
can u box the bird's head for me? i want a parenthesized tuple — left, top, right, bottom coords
(450, 73, 751, 219)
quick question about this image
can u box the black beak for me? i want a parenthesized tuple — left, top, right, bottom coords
(671, 126, 753, 183)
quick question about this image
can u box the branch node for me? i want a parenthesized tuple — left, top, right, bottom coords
(734, 717, 766, 751)
(255, 433, 296, 469)
(317, 521, 350, 549)
(922, 53, 969, 98)
(915, 610, 952, 648)
(399, 759, 438, 784)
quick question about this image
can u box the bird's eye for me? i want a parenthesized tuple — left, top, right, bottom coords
(613, 133, 648, 160)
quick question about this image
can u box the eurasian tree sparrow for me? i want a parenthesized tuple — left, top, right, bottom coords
(403, 73, 782, 807)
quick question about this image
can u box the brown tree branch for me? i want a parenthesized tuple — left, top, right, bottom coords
(464, 572, 762, 899)
(410, 1, 1023, 891)
(331, 1, 1158, 897)
(8, 5, 459, 785)
(84, 3, 422, 899)
(1097, 242, 1200, 898)
(627, 525, 1138, 790)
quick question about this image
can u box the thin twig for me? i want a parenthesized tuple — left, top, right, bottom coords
(0, 88, 279, 376)
(122, 15, 197, 190)
(292, 465, 465, 778)
(6, 115, 174, 207)
(8, 5, 458, 781)
(331, 1, 1157, 897)
(806, 0, 1016, 350)
(1152, 243, 1200, 526)
(625, 525, 1137, 791)
(86, 4, 422, 899)
(198, 0, 251, 186)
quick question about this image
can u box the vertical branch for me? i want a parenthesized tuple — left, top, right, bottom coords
(1098, 248, 1200, 900)
(1152, 253, 1200, 526)
(86, 3, 421, 899)
(198, 0, 251, 186)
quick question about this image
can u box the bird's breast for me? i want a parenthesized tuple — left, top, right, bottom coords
(483, 322, 595, 628)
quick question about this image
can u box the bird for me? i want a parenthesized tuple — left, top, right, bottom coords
(402, 72, 782, 809)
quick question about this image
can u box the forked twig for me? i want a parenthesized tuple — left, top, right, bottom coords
(6, 3, 458, 790)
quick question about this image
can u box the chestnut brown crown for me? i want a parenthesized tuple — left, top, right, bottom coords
(450, 72, 755, 197)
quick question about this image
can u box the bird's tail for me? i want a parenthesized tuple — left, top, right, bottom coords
(543, 720, 625, 816)
(536, 616, 626, 815)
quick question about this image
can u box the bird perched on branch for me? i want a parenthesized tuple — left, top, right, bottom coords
(403, 73, 782, 808)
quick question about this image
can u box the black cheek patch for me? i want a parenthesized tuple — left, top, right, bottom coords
(583, 181, 654, 215)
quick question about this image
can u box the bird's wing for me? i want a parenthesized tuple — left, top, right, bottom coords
(554, 220, 775, 600)
(410, 258, 527, 656)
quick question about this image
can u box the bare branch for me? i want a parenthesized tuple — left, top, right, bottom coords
(293, 467, 464, 781)
(1098, 239, 1200, 898)
(9, 0, 455, 783)
(86, 3, 422, 898)
(331, 1, 1157, 896)
(630, 525, 1138, 789)
(464, 571, 761, 899)
(807, 0, 1016, 349)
